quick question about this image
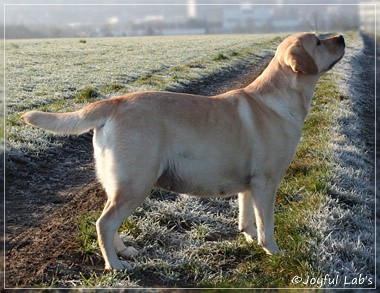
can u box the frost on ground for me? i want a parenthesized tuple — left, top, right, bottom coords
(6, 33, 376, 288)
(310, 33, 375, 287)
(6, 35, 277, 174)
(5, 35, 279, 287)
(5, 35, 274, 116)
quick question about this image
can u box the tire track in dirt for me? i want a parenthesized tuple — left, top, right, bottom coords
(309, 33, 376, 287)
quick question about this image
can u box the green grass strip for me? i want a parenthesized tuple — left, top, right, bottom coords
(202, 72, 344, 288)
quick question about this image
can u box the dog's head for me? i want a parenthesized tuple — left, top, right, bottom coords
(276, 32, 345, 75)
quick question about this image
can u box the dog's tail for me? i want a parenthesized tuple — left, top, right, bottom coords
(21, 99, 118, 135)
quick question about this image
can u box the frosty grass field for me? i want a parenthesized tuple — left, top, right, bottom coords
(5, 33, 375, 288)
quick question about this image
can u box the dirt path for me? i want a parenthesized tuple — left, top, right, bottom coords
(309, 33, 376, 286)
(5, 53, 271, 288)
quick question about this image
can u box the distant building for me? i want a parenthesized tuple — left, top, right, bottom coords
(272, 19, 301, 32)
(4, 1, 361, 38)
(187, 0, 197, 19)
(161, 28, 206, 35)
(359, 1, 377, 33)
(223, 5, 273, 33)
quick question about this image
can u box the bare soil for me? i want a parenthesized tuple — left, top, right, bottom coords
(4, 55, 271, 288)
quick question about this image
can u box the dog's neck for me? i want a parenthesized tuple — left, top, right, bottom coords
(244, 57, 320, 123)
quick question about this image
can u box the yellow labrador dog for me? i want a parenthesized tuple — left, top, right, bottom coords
(22, 33, 345, 271)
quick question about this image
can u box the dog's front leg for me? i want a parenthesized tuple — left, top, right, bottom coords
(238, 191, 257, 243)
(251, 176, 280, 255)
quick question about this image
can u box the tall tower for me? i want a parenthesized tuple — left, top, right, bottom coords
(187, 0, 197, 19)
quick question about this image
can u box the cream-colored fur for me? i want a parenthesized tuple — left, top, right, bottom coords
(21, 33, 345, 271)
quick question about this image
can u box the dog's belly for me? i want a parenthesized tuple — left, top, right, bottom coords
(156, 171, 250, 197)
(155, 155, 251, 198)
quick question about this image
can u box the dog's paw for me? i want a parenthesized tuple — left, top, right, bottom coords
(105, 260, 133, 272)
(241, 227, 257, 243)
(118, 246, 139, 259)
(243, 232, 255, 243)
(260, 241, 280, 255)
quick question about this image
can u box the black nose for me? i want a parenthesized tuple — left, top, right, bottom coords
(337, 35, 345, 44)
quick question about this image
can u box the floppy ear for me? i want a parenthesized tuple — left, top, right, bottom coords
(284, 43, 318, 75)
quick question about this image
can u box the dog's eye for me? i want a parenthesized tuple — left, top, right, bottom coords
(316, 39, 322, 46)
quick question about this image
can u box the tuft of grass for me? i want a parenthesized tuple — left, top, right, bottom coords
(119, 216, 142, 238)
(183, 62, 205, 69)
(213, 52, 229, 61)
(190, 224, 210, 240)
(133, 73, 166, 89)
(79, 39, 87, 44)
(10, 43, 19, 49)
(7, 114, 23, 127)
(78, 271, 139, 287)
(230, 51, 239, 57)
(74, 214, 101, 265)
(75, 86, 100, 102)
(100, 83, 125, 93)
(171, 74, 179, 82)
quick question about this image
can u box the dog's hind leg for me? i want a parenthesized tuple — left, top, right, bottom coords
(93, 125, 162, 270)
(94, 154, 159, 270)
(96, 189, 146, 271)
(238, 191, 257, 243)
(114, 233, 139, 259)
